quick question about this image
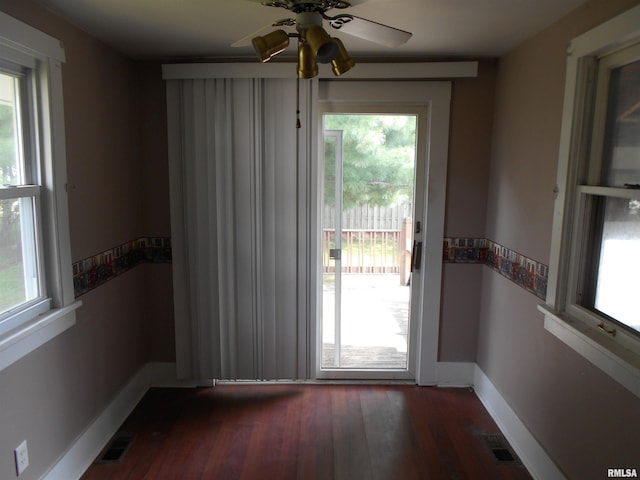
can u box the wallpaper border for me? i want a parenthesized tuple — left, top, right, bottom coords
(72, 236, 547, 300)
(73, 237, 172, 298)
(443, 237, 549, 299)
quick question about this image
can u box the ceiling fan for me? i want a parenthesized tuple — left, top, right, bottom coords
(232, 0, 412, 78)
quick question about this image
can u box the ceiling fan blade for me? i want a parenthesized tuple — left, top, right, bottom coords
(230, 18, 295, 47)
(328, 14, 411, 48)
(338, 0, 372, 5)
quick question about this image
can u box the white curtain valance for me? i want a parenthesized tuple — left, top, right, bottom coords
(166, 77, 317, 381)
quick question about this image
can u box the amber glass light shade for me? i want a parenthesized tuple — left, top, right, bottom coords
(252, 30, 290, 62)
(305, 26, 338, 63)
(330, 38, 355, 76)
(297, 43, 318, 79)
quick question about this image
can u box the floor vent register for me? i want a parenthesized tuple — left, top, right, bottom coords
(96, 434, 135, 464)
(481, 434, 521, 465)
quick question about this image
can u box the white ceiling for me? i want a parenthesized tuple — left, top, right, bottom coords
(32, 0, 589, 60)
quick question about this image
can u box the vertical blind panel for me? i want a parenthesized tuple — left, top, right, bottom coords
(191, 80, 215, 378)
(205, 79, 226, 378)
(231, 78, 260, 379)
(168, 77, 310, 381)
(166, 80, 190, 379)
(184, 79, 222, 380)
(262, 79, 299, 380)
(296, 79, 318, 379)
(213, 79, 236, 378)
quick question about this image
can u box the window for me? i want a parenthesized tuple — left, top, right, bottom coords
(0, 12, 80, 371)
(568, 45, 640, 337)
(541, 5, 640, 398)
(1, 67, 48, 331)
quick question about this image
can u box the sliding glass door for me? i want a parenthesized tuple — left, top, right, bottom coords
(318, 108, 426, 380)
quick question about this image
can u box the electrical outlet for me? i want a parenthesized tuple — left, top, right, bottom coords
(14, 440, 29, 476)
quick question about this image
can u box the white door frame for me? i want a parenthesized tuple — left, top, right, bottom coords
(314, 81, 452, 385)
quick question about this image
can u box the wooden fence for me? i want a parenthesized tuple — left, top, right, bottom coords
(323, 203, 412, 231)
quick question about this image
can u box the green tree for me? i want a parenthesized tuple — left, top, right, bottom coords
(324, 114, 416, 208)
(0, 103, 19, 251)
(0, 104, 15, 182)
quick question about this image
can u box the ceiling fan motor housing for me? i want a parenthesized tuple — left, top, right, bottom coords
(295, 11, 323, 31)
(295, 11, 339, 63)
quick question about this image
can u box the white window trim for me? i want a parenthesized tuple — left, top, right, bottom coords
(0, 11, 80, 371)
(541, 4, 640, 398)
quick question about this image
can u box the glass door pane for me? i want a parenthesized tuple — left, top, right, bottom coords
(321, 114, 417, 372)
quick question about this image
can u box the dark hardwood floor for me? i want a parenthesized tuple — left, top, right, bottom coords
(81, 384, 533, 480)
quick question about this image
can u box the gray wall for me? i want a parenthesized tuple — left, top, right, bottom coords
(0, 2, 164, 479)
(479, 0, 640, 478)
(440, 60, 496, 362)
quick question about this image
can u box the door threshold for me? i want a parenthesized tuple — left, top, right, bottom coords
(214, 379, 416, 385)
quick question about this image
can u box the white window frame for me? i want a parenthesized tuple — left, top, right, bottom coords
(0, 11, 80, 371)
(539, 4, 640, 398)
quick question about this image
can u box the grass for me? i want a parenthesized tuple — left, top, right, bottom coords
(0, 262, 26, 313)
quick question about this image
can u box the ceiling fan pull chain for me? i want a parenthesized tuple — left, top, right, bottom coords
(296, 65, 301, 129)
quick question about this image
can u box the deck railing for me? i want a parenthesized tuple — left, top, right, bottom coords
(322, 203, 413, 278)
(323, 229, 402, 274)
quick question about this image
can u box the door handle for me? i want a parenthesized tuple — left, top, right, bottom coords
(411, 241, 422, 271)
(329, 248, 341, 260)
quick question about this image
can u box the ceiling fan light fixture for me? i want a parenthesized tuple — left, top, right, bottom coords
(305, 25, 339, 63)
(252, 29, 290, 62)
(330, 38, 355, 76)
(297, 42, 318, 79)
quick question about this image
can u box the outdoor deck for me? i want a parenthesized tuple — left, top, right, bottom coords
(321, 273, 410, 370)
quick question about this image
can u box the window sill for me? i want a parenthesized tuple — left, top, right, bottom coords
(0, 301, 82, 372)
(538, 304, 640, 399)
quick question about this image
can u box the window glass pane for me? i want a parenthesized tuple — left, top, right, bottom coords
(0, 72, 24, 186)
(0, 196, 39, 315)
(594, 196, 640, 333)
(602, 60, 640, 187)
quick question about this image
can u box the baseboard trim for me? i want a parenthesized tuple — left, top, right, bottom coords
(43, 363, 151, 480)
(43, 362, 190, 480)
(472, 365, 566, 480)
